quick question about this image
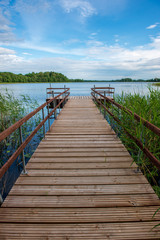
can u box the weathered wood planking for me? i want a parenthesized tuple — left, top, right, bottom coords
(0, 96, 160, 239)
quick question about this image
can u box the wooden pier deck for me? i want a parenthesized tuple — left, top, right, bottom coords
(0, 97, 160, 239)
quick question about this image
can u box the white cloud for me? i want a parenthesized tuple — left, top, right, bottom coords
(91, 33, 97, 36)
(0, 4, 20, 44)
(0, 47, 24, 70)
(14, 0, 51, 14)
(59, 0, 96, 17)
(146, 23, 159, 29)
(1, 34, 160, 80)
(1, 54, 158, 80)
(63, 39, 81, 45)
(90, 0, 128, 16)
(22, 52, 32, 55)
(0, 47, 15, 55)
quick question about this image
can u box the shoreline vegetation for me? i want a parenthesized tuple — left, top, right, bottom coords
(110, 88, 160, 197)
(0, 71, 160, 83)
(0, 90, 44, 199)
(152, 83, 160, 86)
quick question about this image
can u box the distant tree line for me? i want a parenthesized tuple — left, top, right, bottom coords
(0, 72, 84, 83)
(0, 72, 159, 83)
(112, 78, 160, 82)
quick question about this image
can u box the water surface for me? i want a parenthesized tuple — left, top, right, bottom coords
(0, 82, 156, 105)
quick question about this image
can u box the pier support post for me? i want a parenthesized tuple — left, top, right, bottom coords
(52, 91, 57, 119)
(47, 103, 50, 131)
(64, 85, 66, 105)
(19, 126, 27, 175)
(100, 94, 102, 114)
(0, 194, 3, 205)
(42, 108, 46, 138)
(104, 91, 106, 119)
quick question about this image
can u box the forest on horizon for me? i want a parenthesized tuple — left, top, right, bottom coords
(0, 71, 160, 83)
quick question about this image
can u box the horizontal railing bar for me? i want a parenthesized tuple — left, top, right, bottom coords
(47, 88, 70, 90)
(0, 92, 70, 179)
(94, 87, 115, 90)
(47, 92, 65, 95)
(91, 88, 160, 137)
(96, 91, 114, 94)
(91, 92, 160, 171)
(0, 89, 70, 142)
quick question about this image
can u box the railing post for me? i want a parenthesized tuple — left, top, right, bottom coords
(100, 94, 102, 114)
(110, 104, 113, 129)
(47, 103, 50, 131)
(19, 126, 27, 175)
(59, 101, 61, 113)
(42, 108, 45, 138)
(135, 124, 144, 173)
(64, 85, 66, 104)
(93, 85, 95, 101)
(52, 90, 57, 119)
(0, 194, 3, 205)
(104, 91, 106, 119)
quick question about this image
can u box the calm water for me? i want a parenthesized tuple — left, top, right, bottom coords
(0, 82, 157, 105)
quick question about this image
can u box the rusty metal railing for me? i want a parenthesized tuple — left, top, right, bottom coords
(0, 88, 70, 179)
(46, 85, 67, 98)
(91, 87, 160, 171)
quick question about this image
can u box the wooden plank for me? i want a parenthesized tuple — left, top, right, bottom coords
(38, 143, 124, 148)
(46, 132, 116, 135)
(45, 133, 116, 136)
(9, 184, 155, 196)
(1, 206, 160, 223)
(23, 169, 138, 177)
(0, 222, 160, 239)
(41, 140, 122, 143)
(32, 152, 131, 157)
(26, 162, 137, 169)
(3, 194, 159, 208)
(30, 156, 133, 163)
(35, 147, 127, 152)
(16, 175, 148, 185)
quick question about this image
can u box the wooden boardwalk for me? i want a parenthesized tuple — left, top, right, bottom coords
(0, 97, 160, 239)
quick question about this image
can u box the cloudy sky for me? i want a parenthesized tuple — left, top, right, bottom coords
(0, 0, 160, 80)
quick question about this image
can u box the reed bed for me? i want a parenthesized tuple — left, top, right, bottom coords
(0, 90, 43, 199)
(107, 88, 160, 196)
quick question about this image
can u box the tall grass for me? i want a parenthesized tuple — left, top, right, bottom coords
(106, 88, 160, 196)
(0, 89, 43, 200)
(0, 89, 40, 132)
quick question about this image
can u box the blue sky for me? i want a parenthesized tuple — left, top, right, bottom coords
(0, 0, 160, 80)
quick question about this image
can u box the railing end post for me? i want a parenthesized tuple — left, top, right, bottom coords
(0, 194, 3, 205)
(21, 169, 28, 175)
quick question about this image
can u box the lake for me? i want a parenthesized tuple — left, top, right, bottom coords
(0, 82, 157, 105)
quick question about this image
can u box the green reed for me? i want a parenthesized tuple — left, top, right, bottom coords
(110, 88, 160, 196)
(0, 89, 42, 166)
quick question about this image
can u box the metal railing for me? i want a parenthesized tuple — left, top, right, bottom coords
(46, 85, 67, 98)
(0, 88, 70, 179)
(93, 85, 115, 99)
(91, 87, 160, 171)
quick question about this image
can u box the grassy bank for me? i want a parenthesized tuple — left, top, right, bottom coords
(108, 88, 160, 196)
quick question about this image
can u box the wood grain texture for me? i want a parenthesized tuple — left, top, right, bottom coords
(0, 96, 160, 239)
